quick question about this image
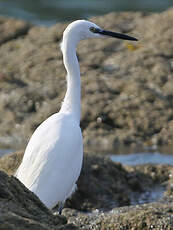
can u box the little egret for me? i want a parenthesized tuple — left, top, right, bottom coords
(15, 20, 137, 213)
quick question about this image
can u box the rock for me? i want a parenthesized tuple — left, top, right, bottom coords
(0, 151, 172, 211)
(66, 153, 163, 211)
(0, 150, 23, 175)
(0, 170, 78, 230)
(63, 199, 173, 230)
(1, 150, 173, 229)
(0, 16, 31, 45)
(0, 9, 173, 149)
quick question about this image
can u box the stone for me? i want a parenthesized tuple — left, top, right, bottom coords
(0, 170, 78, 230)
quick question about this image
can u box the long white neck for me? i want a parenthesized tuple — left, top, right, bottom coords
(60, 35, 81, 124)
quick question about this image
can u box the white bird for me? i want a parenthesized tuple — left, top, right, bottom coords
(15, 20, 137, 214)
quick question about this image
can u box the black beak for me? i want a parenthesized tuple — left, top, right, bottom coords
(98, 29, 138, 41)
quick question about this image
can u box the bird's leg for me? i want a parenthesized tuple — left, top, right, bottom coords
(52, 201, 64, 215)
(58, 201, 64, 215)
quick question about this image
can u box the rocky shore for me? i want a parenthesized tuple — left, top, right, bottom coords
(0, 7, 173, 230)
(0, 9, 173, 150)
(0, 169, 78, 230)
(0, 150, 173, 229)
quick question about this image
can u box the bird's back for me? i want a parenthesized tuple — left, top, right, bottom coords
(16, 112, 83, 209)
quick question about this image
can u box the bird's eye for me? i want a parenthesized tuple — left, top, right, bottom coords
(89, 27, 97, 33)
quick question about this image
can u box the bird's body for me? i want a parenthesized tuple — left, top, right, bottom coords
(16, 113, 82, 209)
(16, 20, 137, 211)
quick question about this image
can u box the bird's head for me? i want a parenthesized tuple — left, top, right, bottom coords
(62, 20, 138, 44)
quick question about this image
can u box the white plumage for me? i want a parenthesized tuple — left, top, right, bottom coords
(15, 20, 137, 211)
(16, 113, 82, 209)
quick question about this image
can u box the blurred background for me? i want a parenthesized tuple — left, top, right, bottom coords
(0, 0, 173, 26)
(0, 0, 173, 164)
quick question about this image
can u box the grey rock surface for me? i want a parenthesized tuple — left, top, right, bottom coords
(63, 199, 173, 230)
(0, 169, 78, 230)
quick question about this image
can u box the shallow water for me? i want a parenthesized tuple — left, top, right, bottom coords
(0, 149, 13, 157)
(110, 152, 173, 165)
(109, 151, 172, 205)
(1, 148, 173, 166)
(0, 0, 173, 25)
(130, 185, 165, 205)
